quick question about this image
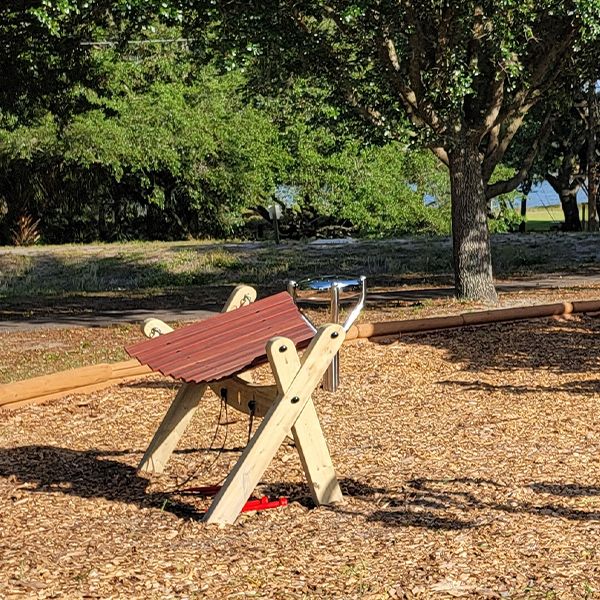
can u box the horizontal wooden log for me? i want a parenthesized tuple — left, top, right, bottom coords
(346, 299, 600, 340)
(0, 364, 112, 406)
(2, 379, 136, 411)
(109, 360, 153, 379)
(572, 299, 600, 313)
(111, 358, 150, 374)
(3, 297, 600, 411)
(0, 359, 153, 410)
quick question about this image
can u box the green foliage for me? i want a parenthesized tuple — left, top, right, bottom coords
(0, 39, 289, 243)
(487, 164, 523, 233)
(0, 1, 155, 123)
(0, 18, 458, 246)
(330, 144, 451, 236)
(488, 200, 523, 233)
(256, 77, 449, 237)
(61, 66, 286, 235)
(185, 1, 600, 149)
(5, 3, 566, 249)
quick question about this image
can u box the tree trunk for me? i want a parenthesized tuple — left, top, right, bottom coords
(98, 202, 108, 241)
(519, 180, 531, 234)
(448, 143, 498, 304)
(559, 189, 582, 231)
(587, 83, 598, 231)
(519, 196, 527, 233)
(547, 170, 582, 232)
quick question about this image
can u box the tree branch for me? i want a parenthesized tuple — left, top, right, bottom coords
(492, 25, 576, 135)
(480, 21, 577, 181)
(288, 7, 386, 130)
(378, 32, 444, 135)
(435, 4, 454, 67)
(485, 112, 553, 199)
(546, 172, 560, 191)
(482, 104, 533, 181)
(431, 146, 449, 166)
(344, 89, 385, 128)
(476, 74, 506, 141)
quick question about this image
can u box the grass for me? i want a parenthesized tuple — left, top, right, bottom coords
(0, 244, 245, 297)
(1, 233, 599, 314)
(525, 205, 566, 232)
(0, 325, 135, 383)
(0, 238, 453, 301)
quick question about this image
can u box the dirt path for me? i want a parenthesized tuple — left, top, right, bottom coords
(2, 273, 600, 332)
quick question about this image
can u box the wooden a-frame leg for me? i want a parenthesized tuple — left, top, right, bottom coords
(203, 324, 345, 525)
(270, 340, 343, 506)
(138, 285, 258, 474)
(138, 382, 206, 473)
(292, 402, 343, 505)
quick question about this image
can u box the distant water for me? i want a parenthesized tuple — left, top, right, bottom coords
(527, 180, 587, 208)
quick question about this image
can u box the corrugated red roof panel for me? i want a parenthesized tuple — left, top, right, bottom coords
(126, 292, 315, 384)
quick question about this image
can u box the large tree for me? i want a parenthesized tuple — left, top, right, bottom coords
(184, 1, 600, 302)
(506, 39, 600, 232)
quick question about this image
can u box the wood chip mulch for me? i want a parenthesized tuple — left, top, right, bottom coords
(2, 289, 600, 599)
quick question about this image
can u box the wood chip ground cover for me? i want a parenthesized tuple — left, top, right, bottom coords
(2, 289, 600, 598)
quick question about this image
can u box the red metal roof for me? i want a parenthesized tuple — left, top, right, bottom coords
(126, 292, 316, 384)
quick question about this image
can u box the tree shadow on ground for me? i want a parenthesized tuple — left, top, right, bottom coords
(5, 240, 600, 325)
(326, 477, 600, 529)
(0, 243, 449, 324)
(438, 378, 600, 397)
(397, 316, 600, 381)
(262, 478, 484, 530)
(3, 447, 600, 528)
(529, 482, 600, 497)
(0, 445, 205, 518)
(0, 251, 254, 322)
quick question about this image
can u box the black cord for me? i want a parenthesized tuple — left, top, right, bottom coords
(170, 393, 229, 491)
(247, 399, 256, 445)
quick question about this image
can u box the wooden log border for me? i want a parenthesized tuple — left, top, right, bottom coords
(3, 298, 600, 411)
(0, 359, 152, 411)
(345, 299, 600, 339)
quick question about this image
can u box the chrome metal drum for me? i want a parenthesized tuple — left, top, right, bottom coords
(287, 275, 366, 392)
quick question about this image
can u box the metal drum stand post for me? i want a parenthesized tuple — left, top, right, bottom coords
(287, 275, 366, 392)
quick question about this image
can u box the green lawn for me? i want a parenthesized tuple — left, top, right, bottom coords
(525, 204, 565, 231)
(1, 231, 599, 307)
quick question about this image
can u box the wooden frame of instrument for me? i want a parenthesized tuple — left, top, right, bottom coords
(137, 285, 344, 525)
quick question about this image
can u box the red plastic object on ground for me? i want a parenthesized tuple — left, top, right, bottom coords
(182, 485, 288, 513)
(240, 496, 289, 513)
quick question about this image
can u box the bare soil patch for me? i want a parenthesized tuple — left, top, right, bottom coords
(2, 288, 600, 598)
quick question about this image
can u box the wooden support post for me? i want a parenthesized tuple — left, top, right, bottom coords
(142, 318, 174, 338)
(222, 285, 257, 311)
(138, 285, 258, 474)
(138, 382, 206, 474)
(203, 324, 344, 525)
(270, 336, 343, 506)
(292, 401, 344, 505)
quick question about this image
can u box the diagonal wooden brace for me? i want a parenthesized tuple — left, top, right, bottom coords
(203, 323, 345, 525)
(270, 335, 343, 508)
(138, 285, 257, 474)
